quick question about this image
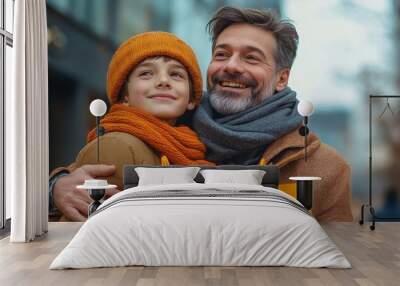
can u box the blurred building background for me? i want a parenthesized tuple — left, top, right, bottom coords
(46, 0, 400, 208)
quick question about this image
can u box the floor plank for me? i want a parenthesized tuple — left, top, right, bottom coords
(0, 222, 399, 286)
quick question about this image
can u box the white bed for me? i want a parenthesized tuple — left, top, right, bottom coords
(50, 183, 351, 269)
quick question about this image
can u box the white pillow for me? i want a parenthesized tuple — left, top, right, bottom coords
(135, 167, 200, 186)
(200, 169, 266, 185)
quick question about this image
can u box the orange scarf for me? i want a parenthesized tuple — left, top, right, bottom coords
(87, 104, 213, 165)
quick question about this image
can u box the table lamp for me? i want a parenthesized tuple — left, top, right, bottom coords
(290, 100, 320, 211)
(78, 99, 114, 216)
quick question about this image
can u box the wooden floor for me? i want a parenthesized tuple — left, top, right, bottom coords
(0, 222, 399, 286)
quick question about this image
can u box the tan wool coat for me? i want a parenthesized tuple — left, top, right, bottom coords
(50, 129, 353, 222)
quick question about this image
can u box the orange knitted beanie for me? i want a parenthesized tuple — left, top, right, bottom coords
(107, 31, 203, 105)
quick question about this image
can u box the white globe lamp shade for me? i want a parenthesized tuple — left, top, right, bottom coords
(90, 99, 107, 117)
(297, 100, 314, 117)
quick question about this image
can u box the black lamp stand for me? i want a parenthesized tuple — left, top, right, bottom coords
(299, 116, 310, 162)
(295, 115, 317, 210)
(87, 116, 105, 216)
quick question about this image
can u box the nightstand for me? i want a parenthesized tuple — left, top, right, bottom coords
(289, 176, 321, 210)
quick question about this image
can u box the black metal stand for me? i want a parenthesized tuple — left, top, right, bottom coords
(88, 188, 106, 216)
(359, 95, 400, 230)
(298, 117, 310, 162)
(96, 116, 100, 163)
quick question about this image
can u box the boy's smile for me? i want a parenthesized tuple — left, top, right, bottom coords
(148, 93, 178, 101)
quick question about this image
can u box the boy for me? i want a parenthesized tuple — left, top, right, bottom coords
(50, 32, 211, 220)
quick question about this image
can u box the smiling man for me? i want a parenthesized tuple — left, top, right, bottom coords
(192, 7, 353, 221)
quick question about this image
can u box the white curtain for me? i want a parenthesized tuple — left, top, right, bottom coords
(7, 0, 48, 242)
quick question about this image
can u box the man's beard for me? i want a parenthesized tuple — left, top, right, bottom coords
(208, 73, 276, 115)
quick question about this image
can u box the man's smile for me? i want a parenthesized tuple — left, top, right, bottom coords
(211, 72, 257, 94)
(219, 80, 248, 89)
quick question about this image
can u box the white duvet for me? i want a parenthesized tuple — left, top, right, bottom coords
(50, 183, 351, 269)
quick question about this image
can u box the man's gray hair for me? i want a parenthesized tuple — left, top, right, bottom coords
(207, 6, 299, 70)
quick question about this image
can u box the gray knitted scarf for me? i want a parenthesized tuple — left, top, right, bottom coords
(192, 87, 303, 165)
